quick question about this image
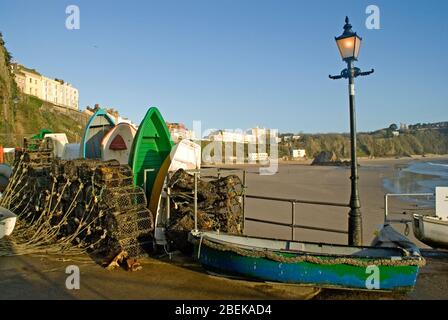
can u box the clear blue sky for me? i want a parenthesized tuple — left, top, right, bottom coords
(1, 0, 447, 133)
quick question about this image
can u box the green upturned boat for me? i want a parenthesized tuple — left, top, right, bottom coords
(129, 107, 174, 198)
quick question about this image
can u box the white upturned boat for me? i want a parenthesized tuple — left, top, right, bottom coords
(413, 187, 448, 249)
(0, 207, 17, 239)
(413, 215, 448, 249)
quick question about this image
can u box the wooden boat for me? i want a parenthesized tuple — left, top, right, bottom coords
(413, 215, 448, 249)
(128, 107, 174, 197)
(62, 143, 81, 160)
(44, 133, 69, 158)
(149, 139, 201, 245)
(80, 109, 116, 159)
(412, 187, 448, 249)
(189, 225, 425, 292)
(0, 207, 17, 239)
(101, 123, 137, 164)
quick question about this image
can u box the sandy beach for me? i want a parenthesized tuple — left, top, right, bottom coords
(1, 157, 447, 300)
(243, 156, 448, 299)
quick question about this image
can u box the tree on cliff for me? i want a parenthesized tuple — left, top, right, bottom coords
(389, 123, 398, 131)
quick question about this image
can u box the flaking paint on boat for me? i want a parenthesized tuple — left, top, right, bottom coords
(190, 230, 422, 292)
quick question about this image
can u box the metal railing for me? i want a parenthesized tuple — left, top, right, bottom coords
(384, 192, 434, 224)
(244, 194, 349, 241)
(162, 167, 247, 232)
(164, 167, 350, 242)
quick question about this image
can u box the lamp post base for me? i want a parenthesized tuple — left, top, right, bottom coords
(348, 208, 363, 246)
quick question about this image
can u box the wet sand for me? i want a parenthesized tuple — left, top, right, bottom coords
(0, 253, 319, 300)
(244, 157, 438, 246)
(1, 157, 448, 300)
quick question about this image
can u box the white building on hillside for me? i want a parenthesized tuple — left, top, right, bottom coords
(293, 149, 306, 158)
(167, 122, 195, 143)
(11, 63, 79, 110)
(206, 127, 279, 145)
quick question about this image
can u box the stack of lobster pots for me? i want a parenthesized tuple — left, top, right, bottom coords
(10, 137, 154, 261)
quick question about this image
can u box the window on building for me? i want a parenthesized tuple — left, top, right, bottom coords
(29, 78, 32, 83)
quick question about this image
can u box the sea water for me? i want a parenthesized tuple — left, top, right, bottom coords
(383, 160, 448, 207)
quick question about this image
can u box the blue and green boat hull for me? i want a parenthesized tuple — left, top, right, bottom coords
(194, 243, 420, 292)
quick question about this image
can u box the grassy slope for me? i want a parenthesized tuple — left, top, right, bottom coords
(287, 129, 448, 159)
(0, 34, 16, 145)
(13, 95, 88, 143)
(0, 37, 87, 146)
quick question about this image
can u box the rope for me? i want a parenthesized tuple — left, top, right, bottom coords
(200, 238, 427, 268)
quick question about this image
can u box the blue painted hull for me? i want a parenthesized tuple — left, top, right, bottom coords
(192, 233, 423, 292)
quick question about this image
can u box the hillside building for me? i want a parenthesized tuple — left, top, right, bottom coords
(11, 63, 79, 110)
(292, 149, 306, 158)
(166, 122, 195, 142)
(205, 127, 279, 144)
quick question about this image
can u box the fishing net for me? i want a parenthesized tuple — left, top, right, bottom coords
(0, 137, 154, 262)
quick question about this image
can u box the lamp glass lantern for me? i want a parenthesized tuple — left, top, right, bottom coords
(335, 20, 362, 61)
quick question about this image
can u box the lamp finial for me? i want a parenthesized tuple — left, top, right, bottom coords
(342, 16, 354, 36)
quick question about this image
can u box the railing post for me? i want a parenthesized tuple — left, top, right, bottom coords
(166, 186, 171, 222)
(242, 170, 246, 232)
(291, 201, 295, 241)
(384, 194, 388, 223)
(194, 171, 198, 232)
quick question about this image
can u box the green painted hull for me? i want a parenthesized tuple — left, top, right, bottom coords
(129, 107, 173, 199)
(195, 243, 419, 292)
(190, 231, 424, 292)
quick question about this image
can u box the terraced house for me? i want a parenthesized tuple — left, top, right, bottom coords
(11, 63, 79, 110)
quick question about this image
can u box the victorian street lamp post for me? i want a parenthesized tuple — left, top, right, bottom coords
(329, 17, 374, 246)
